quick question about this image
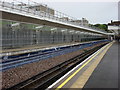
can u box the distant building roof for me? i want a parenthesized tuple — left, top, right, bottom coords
(108, 21, 120, 35)
(108, 21, 120, 26)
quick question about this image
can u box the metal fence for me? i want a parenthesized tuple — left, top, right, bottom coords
(0, 0, 107, 33)
(1, 19, 104, 49)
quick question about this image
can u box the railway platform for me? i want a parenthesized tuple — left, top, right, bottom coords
(48, 41, 119, 89)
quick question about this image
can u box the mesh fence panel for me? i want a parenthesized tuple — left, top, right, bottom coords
(1, 19, 104, 49)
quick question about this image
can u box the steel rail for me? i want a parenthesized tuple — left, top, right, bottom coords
(7, 43, 108, 90)
(0, 40, 109, 72)
(0, 43, 93, 71)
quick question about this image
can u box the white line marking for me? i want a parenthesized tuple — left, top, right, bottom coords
(46, 43, 108, 89)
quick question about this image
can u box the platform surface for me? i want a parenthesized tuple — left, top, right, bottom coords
(83, 42, 119, 89)
(47, 41, 119, 89)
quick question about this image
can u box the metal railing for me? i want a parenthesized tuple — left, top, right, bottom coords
(0, 0, 107, 33)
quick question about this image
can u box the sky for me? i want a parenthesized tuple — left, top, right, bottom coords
(44, 2, 118, 24)
(3, 0, 119, 24)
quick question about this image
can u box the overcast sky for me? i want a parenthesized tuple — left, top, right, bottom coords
(4, 0, 119, 24)
(45, 2, 118, 24)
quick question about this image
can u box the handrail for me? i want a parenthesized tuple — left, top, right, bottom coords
(0, 1, 107, 33)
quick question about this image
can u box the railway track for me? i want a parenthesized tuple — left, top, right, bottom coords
(0, 40, 106, 72)
(7, 42, 108, 90)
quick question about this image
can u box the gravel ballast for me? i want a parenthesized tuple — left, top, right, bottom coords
(2, 42, 107, 89)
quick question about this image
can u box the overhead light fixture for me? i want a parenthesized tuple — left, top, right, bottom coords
(11, 23, 20, 27)
(61, 29, 67, 32)
(61, 30, 66, 32)
(35, 26, 43, 29)
(75, 31, 80, 33)
(51, 28, 57, 31)
(69, 30, 74, 33)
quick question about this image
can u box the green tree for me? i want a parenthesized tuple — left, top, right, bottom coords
(93, 24, 108, 32)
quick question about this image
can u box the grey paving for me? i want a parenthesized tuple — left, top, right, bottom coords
(83, 42, 119, 89)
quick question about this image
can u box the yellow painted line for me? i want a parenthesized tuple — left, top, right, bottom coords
(56, 42, 113, 89)
(70, 41, 113, 88)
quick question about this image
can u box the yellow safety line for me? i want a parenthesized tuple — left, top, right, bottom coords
(70, 42, 113, 88)
(56, 42, 113, 89)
